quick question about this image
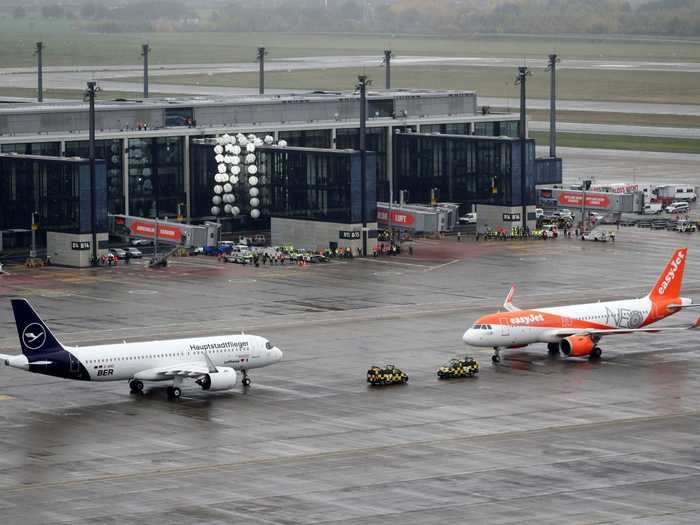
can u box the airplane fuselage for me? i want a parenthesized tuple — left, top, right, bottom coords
(9, 334, 283, 382)
(463, 296, 691, 348)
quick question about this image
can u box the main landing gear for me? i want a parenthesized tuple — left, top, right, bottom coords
(166, 386, 182, 400)
(589, 347, 602, 360)
(129, 379, 144, 394)
(241, 369, 251, 387)
(547, 343, 560, 356)
(491, 348, 502, 364)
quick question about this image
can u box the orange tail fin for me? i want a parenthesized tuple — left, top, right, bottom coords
(649, 247, 688, 301)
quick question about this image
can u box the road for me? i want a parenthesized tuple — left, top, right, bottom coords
(530, 121, 700, 139)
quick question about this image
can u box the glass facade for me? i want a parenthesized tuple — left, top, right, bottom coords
(65, 139, 124, 215)
(336, 127, 387, 202)
(127, 137, 184, 218)
(473, 120, 519, 137)
(1, 142, 61, 156)
(420, 123, 470, 135)
(393, 133, 547, 210)
(0, 154, 107, 234)
(263, 147, 376, 224)
(278, 129, 332, 149)
(191, 141, 376, 227)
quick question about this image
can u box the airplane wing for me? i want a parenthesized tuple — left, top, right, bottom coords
(503, 285, 520, 312)
(133, 361, 213, 381)
(549, 317, 700, 339)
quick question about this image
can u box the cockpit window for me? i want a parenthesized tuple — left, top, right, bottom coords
(472, 324, 481, 329)
(265, 341, 273, 349)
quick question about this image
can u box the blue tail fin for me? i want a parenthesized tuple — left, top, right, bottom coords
(11, 299, 65, 358)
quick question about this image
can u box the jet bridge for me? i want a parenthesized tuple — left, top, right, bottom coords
(109, 215, 220, 248)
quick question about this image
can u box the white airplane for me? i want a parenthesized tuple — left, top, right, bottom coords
(463, 247, 700, 363)
(1, 299, 283, 400)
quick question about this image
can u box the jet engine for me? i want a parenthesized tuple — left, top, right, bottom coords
(559, 335, 594, 357)
(196, 367, 237, 391)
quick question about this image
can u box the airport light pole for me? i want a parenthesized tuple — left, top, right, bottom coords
(85, 82, 100, 266)
(383, 49, 393, 89)
(357, 74, 370, 256)
(142, 44, 150, 98)
(30, 211, 37, 258)
(545, 54, 560, 158)
(515, 66, 531, 231)
(257, 47, 267, 95)
(35, 42, 43, 102)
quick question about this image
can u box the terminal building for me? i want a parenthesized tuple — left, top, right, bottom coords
(0, 89, 562, 251)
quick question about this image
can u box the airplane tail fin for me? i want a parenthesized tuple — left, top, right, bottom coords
(503, 285, 520, 312)
(11, 299, 65, 358)
(648, 248, 687, 301)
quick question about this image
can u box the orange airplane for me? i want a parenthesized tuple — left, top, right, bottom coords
(463, 247, 699, 363)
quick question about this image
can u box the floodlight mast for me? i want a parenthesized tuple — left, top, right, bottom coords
(515, 66, 531, 231)
(356, 75, 371, 256)
(383, 50, 393, 89)
(35, 42, 44, 102)
(85, 82, 100, 265)
(141, 44, 150, 98)
(545, 54, 560, 158)
(257, 47, 268, 95)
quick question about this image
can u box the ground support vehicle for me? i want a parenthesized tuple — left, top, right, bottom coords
(674, 220, 697, 233)
(437, 357, 479, 379)
(581, 230, 608, 242)
(366, 365, 408, 386)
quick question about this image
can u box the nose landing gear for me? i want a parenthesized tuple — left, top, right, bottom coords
(491, 347, 501, 363)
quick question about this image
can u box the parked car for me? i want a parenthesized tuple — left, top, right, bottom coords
(581, 230, 609, 242)
(124, 247, 143, 258)
(535, 208, 544, 219)
(459, 212, 477, 224)
(224, 245, 253, 264)
(541, 224, 559, 238)
(666, 202, 690, 214)
(109, 248, 128, 259)
(553, 208, 573, 219)
(130, 238, 152, 246)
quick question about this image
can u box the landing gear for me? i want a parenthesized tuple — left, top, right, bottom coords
(589, 347, 602, 360)
(129, 379, 144, 394)
(166, 386, 182, 400)
(547, 343, 560, 356)
(491, 348, 501, 364)
(241, 369, 251, 387)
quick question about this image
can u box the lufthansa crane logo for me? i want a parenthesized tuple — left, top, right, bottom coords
(21, 323, 46, 350)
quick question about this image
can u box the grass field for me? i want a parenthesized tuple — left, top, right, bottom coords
(127, 65, 700, 105)
(2, 18, 700, 67)
(531, 131, 700, 154)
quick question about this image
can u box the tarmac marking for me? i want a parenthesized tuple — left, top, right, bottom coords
(0, 395, 14, 401)
(357, 258, 431, 268)
(423, 259, 462, 272)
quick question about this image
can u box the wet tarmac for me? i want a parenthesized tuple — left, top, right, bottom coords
(1, 230, 699, 524)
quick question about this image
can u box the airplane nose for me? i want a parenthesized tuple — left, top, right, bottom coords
(462, 330, 471, 344)
(273, 347, 283, 362)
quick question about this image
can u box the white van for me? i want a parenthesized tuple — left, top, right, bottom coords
(643, 203, 663, 215)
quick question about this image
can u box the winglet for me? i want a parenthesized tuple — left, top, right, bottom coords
(503, 285, 519, 312)
(202, 352, 218, 373)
